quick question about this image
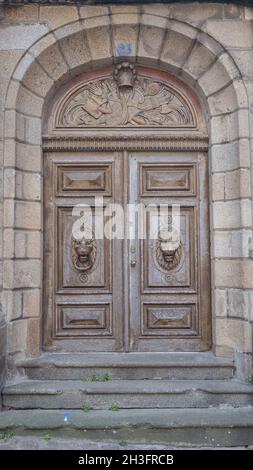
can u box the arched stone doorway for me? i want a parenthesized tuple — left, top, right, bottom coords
(3, 10, 252, 377)
(43, 63, 211, 352)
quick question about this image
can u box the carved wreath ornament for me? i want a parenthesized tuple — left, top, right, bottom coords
(57, 62, 193, 128)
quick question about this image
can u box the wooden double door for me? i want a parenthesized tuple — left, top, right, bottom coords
(44, 151, 211, 352)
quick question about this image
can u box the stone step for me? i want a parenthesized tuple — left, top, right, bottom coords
(0, 408, 253, 447)
(16, 352, 234, 380)
(3, 379, 253, 409)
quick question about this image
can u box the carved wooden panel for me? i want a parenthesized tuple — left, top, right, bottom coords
(57, 164, 112, 196)
(142, 304, 197, 336)
(143, 208, 196, 291)
(141, 164, 196, 196)
(57, 207, 110, 291)
(55, 304, 112, 337)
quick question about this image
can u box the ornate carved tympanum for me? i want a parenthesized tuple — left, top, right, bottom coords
(56, 62, 195, 128)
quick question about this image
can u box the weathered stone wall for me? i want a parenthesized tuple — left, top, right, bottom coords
(0, 2, 253, 382)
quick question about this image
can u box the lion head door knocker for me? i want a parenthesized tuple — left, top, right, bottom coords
(155, 225, 182, 276)
(71, 236, 97, 284)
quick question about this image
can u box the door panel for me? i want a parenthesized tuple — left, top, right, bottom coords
(58, 207, 111, 290)
(141, 164, 196, 196)
(57, 164, 112, 196)
(143, 208, 196, 290)
(129, 153, 211, 351)
(142, 303, 196, 334)
(44, 152, 124, 352)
